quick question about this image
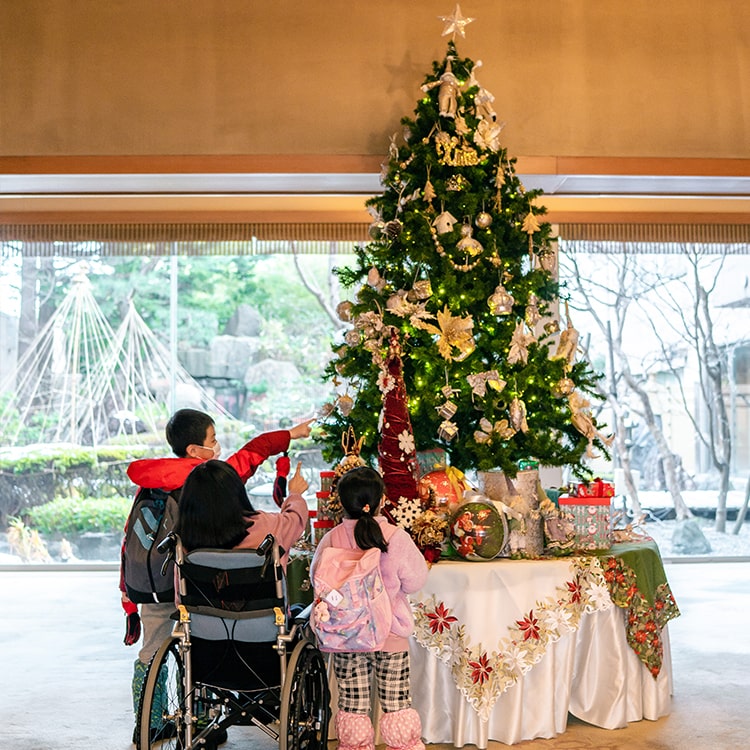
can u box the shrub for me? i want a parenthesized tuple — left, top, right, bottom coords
(25, 494, 131, 535)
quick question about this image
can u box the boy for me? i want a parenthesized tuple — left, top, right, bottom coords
(121, 408, 313, 746)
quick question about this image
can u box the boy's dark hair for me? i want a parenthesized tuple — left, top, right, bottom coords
(165, 409, 214, 457)
(175, 460, 258, 550)
(337, 466, 389, 553)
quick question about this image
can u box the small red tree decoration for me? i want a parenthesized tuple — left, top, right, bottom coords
(378, 331, 422, 529)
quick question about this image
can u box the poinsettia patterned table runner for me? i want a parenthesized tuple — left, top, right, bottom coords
(411, 544, 679, 722)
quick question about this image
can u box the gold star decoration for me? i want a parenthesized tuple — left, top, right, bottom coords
(439, 4, 475, 40)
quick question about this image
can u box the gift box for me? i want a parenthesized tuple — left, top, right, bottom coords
(558, 494, 613, 550)
(576, 478, 615, 498)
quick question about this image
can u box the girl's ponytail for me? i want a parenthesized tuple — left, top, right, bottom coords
(336, 466, 389, 553)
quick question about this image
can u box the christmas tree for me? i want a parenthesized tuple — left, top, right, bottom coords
(321, 6, 609, 480)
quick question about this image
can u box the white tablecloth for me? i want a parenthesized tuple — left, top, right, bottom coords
(408, 557, 673, 748)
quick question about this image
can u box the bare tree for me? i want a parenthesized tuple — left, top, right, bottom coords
(645, 246, 734, 531)
(290, 241, 348, 330)
(562, 245, 694, 521)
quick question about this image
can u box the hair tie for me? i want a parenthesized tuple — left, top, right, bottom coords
(362, 504, 371, 515)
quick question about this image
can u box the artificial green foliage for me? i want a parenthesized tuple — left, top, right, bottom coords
(320, 42, 607, 476)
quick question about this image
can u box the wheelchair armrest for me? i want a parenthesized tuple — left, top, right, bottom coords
(291, 602, 313, 626)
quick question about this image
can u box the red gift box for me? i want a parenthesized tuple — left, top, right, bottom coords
(576, 478, 615, 498)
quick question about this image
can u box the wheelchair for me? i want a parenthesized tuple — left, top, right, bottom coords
(136, 533, 330, 750)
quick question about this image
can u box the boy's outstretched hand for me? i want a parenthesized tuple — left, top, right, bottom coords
(288, 418, 315, 439)
(287, 462, 309, 495)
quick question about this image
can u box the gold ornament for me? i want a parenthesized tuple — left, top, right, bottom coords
(474, 118, 504, 152)
(423, 179, 437, 205)
(419, 305, 476, 361)
(544, 319, 560, 335)
(525, 294, 541, 328)
(474, 417, 516, 444)
(475, 211, 493, 228)
(488, 284, 514, 315)
(438, 419, 459, 441)
(508, 321, 533, 365)
(441, 382, 460, 399)
(435, 133, 480, 166)
(539, 249, 556, 273)
(437, 400, 458, 420)
(522, 210, 541, 255)
(456, 223, 484, 256)
(336, 300, 353, 322)
(318, 402, 336, 418)
(509, 396, 529, 433)
(467, 370, 506, 398)
(412, 279, 433, 300)
(446, 174, 469, 191)
(454, 113, 470, 136)
(568, 391, 615, 458)
(369, 221, 385, 239)
(433, 210, 458, 234)
(494, 165, 505, 210)
(367, 266, 386, 291)
(553, 377, 576, 397)
(429, 221, 500, 272)
(554, 301, 579, 366)
(411, 509, 450, 548)
(337, 394, 354, 416)
(384, 219, 403, 239)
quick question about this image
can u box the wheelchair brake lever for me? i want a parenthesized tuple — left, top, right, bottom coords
(257, 534, 274, 556)
(257, 534, 275, 578)
(158, 533, 177, 576)
(157, 532, 176, 555)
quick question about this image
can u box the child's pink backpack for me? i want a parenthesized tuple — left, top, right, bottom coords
(311, 523, 396, 652)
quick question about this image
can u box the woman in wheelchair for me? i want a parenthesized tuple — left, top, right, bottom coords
(175, 459, 308, 565)
(136, 460, 330, 750)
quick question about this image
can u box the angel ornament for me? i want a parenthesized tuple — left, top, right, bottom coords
(554, 302, 580, 367)
(568, 391, 615, 458)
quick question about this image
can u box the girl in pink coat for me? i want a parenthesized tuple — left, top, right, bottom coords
(311, 466, 428, 750)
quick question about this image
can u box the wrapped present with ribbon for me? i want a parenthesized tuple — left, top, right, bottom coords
(576, 477, 615, 498)
(559, 489, 614, 551)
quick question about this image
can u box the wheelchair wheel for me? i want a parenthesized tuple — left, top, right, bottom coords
(137, 636, 185, 750)
(279, 641, 330, 750)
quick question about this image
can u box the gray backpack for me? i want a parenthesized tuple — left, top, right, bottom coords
(122, 487, 180, 603)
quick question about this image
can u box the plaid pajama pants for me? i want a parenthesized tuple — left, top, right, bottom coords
(332, 651, 412, 714)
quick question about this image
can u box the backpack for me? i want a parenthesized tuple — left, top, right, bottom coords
(311, 523, 396, 652)
(122, 487, 180, 603)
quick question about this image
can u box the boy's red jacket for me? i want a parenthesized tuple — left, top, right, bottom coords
(126, 430, 291, 491)
(120, 429, 292, 610)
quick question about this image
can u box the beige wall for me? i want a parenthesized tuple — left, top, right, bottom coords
(2, 0, 749, 160)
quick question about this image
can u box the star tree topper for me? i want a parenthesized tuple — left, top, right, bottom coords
(439, 4, 475, 40)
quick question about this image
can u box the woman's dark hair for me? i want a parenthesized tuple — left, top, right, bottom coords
(175, 460, 257, 550)
(336, 466, 388, 553)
